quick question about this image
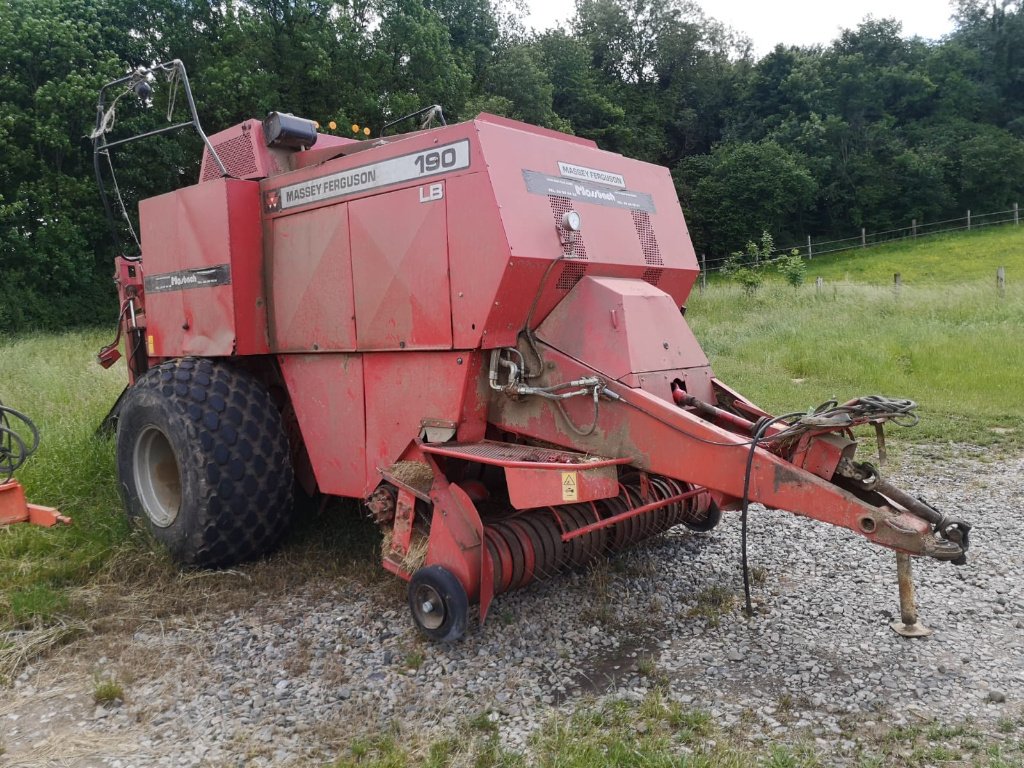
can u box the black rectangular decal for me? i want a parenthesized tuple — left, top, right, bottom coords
(523, 170, 655, 213)
(144, 264, 232, 294)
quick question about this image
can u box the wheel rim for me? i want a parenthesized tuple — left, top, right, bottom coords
(410, 583, 446, 631)
(133, 425, 182, 528)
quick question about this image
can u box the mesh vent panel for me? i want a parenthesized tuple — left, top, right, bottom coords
(642, 268, 663, 286)
(556, 262, 587, 291)
(202, 133, 259, 180)
(632, 210, 663, 265)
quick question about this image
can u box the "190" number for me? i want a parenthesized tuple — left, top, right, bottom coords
(414, 148, 458, 174)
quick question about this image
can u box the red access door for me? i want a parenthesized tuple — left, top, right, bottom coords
(350, 183, 452, 350)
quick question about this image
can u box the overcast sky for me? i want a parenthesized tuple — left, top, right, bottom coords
(523, 0, 959, 57)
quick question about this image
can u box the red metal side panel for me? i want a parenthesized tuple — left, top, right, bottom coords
(473, 118, 699, 332)
(446, 172, 512, 349)
(140, 179, 267, 357)
(278, 353, 366, 497)
(362, 352, 474, 496)
(268, 204, 356, 352)
(536, 277, 709, 380)
(350, 185, 452, 350)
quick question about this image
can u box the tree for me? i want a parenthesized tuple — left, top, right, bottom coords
(680, 140, 817, 255)
(465, 43, 568, 129)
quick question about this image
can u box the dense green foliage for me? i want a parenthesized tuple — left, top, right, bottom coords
(3, 0, 1024, 330)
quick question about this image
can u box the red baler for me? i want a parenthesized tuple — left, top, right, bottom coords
(94, 62, 968, 640)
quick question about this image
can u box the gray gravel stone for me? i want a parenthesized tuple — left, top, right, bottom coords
(3, 448, 1022, 767)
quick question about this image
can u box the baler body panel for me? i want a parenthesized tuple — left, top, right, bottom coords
(267, 203, 357, 351)
(254, 115, 700, 357)
(278, 353, 366, 498)
(536, 276, 713, 402)
(474, 117, 700, 323)
(363, 351, 483, 494)
(139, 178, 267, 358)
(350, 186, 452, 350)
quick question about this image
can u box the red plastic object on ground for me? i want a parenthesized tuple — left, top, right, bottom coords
(0, 480, 70, 527)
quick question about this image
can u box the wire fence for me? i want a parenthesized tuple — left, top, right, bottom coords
(701, 204, 1022, 272)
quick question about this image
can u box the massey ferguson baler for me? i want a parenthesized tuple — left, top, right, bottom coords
(94, 62, 969, 641)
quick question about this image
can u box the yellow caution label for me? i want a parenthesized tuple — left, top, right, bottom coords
(147, 334, 155, 355)
(562, 471, 578, 501)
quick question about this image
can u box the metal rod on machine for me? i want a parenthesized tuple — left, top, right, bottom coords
(673, 389, 757, 435)
(890, 553, 933, 638)
(560, 489, 700, 542)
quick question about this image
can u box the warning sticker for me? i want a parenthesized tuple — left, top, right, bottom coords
(562, 471, 578, 502)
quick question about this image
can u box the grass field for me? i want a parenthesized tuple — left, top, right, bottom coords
(0, 330, 127, 626)
(692, 226, 1024, 450)
(1, 226, 1023, 764)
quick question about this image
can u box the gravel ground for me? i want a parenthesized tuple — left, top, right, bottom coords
(2, 446, 1022, 766)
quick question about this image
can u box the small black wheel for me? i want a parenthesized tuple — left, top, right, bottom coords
(115, 357, 293, 567)
(408, 565, 469, 642)
(684, 500, 722, 532)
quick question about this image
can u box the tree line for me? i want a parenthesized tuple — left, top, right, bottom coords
(2, 0, 1023, 330)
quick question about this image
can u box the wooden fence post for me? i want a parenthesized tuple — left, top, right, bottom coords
(861, 227, 866, 248)
(807, 235, 812, 259)
(997, 266, 1006, 297)
(1015, 203, 1019, 226)
(816, 276, 824, 295)
(700, 253, 706, 294)
(967, 209, 971, 231)
(912, 219, 917, 239)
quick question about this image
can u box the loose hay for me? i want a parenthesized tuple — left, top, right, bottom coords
(381, 530, 429, 573)
(385, 461, 434, 494)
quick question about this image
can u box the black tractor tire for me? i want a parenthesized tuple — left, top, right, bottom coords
(408, 565, 469, 642)
(115, 357, 293, 568)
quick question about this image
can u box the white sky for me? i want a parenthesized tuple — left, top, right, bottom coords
(523, 0, 958, 57)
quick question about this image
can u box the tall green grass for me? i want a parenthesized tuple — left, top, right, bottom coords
(0, 330, 128, 625)
(689, 277, 1024, 449)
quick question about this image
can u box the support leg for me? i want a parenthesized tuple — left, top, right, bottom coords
(890, 552, 933, 638)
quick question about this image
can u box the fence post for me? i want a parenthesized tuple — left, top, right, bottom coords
(1015, 203, 1019, 226)
(861, 227, 866, 248)
(700, 253, 706, 294)
(894, 272, 901, 299)
(997, 266, 1006, 297)
(807, 235, 813, 259)
(816, 276, 824, 295)
(967, 209, 971, 231)
(912, 219, 917, 239)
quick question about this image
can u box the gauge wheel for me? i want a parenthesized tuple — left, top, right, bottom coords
(408, 565, 469, 642)
(684, 500, 723, 533)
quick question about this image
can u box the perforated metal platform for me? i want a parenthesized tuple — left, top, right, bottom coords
(419, 439, 628, 469)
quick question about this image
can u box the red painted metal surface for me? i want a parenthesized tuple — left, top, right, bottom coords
(419, 439, 624, 509)
(268, 202, 357, 351)
(486, 342, 949, 558)
(140, 178, 267, 358)
(536, 276, 713, 402)
(350, 185, 452, 350)
(363, 352, 479, 496)
(277, 353, 366, 497)
(560, 489, 699, 542)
